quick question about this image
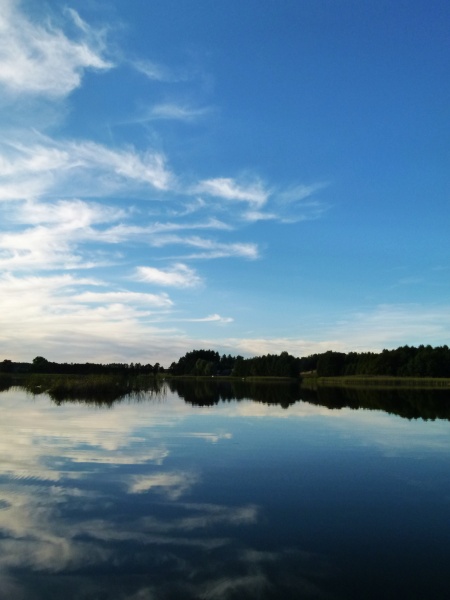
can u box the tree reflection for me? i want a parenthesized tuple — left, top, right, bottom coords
(299, 385, 450, 421)
(169, 379, 301, 409)
(4, 374, 167, 405)
(0, 375, 12, 392)
(168, 379, 450, 420)
(2, 375, 449, 420)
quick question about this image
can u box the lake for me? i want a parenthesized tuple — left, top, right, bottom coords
(0, 380, 449, 599)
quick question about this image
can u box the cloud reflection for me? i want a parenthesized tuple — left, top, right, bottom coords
(0, 387, 278, 598)
(128, 472, 199, 499)
(1, 383, 447, 599)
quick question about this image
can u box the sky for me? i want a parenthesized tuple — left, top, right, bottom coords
(0, 0, 449, 366)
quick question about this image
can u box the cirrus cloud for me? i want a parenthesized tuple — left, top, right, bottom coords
(135, 263, 202, 288)
(0, 0, 112, 97)
(196, 177, 269, 208)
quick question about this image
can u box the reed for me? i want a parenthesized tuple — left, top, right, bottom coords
(20, 373, 161, 403)
(301, 374, 450, 389)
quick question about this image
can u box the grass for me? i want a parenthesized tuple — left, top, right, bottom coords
(301, 374, 450, 389)
(10, 373, 164, 403)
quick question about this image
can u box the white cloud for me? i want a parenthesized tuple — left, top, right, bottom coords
(331, 303, 450, 351)
(74, 291, 173, 308)
(0, 143, 69, 176)
(148, 103, 211, 122)
(194, 178, 327, 223)
(0, 178, 49, 202)
(132, 59, 181, 82)
(107, 232, 258, 260)
(0, 1, 332, 366)
(0, 199, 125, 271)
(0, 137, 173, 205)
(0, 226, 85, 271)
(222, 337, 339, 359)
(186, 314, 234, 324)
(0, 273, 183, 363)
(196, 177, 269, 208)
(0, 0, 112, 97)
(277, 183, 327, 204)
(70, 141, 173, 191)
(97, 218, 231, 244)
(217, 303, 450, 359)
(243, 210, 278, 222)
(17, 199, 124, 227)
(171, 236, 259, 260)
(135, 263, 202, 288)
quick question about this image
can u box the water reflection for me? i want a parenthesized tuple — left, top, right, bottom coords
(169, 378, 450, 421)
(169, 378, 302, 409)
(0, 383, 449, 598)
(298, 384, 450, 421)
(3, 374, 450, 421)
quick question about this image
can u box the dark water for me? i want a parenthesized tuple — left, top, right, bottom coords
(0, 381, 449, 599)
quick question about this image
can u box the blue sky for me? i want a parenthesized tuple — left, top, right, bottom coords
(0, 0, 449, 366)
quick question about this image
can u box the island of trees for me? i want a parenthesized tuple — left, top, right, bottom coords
(1, 344, 450, 379)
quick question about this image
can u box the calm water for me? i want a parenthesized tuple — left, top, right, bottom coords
(0, 381, 449, 599)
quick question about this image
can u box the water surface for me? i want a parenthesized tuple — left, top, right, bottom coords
(0, 382, 449, 599)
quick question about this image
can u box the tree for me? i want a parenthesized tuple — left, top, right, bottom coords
(0, 359, 13, 373)
(316, 351, 346, 377)
(32, 356, 50, 373)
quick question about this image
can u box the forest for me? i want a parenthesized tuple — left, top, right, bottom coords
(168, 349, 301, 378)
(168, 345, 450, 378)
(1, 344, 450, 379)
(301, 345, 450, 378)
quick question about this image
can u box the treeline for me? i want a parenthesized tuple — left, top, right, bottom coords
(169, 345, 450, 379)
(0, 356, 162, 375)
(169, 349, 301, 378)
(169, 350, 237, 376)
(0, 349, 302, 380)
(300, 345, 450, 378)
(232, 351, 301, 378)
(2, 344, 450, 379)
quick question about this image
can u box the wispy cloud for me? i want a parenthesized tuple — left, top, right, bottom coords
(0, 1, 332, 364)
(169, 236, 260, 260)
(1, 137, 173, 198)
(0, 273, 184, 363)
(147, 103, 212, 122)
(243, 210, 278, 222)
(16, 199, 125, 227)
(0, 199, 124, 271)
(135, 263, 202, 288)
(223, 337, 339, 359)
(277, 183, 327, 204)
(132, 59, 186, 82)
(73, 291, 173, 308)
(270, 183, 329, 223)
(331, 303, 450, 351)
(194, 177, 327, 223)
(70, 141, 173, 191)
(220, 303, 450, 359)
(0, 0, 112, 97)
(196, 177, 269, 208)
(97, 218, 231, 244)
(183, 314, 234, 324)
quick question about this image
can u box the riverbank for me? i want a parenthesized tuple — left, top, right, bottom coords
(301, 374, 450, 389)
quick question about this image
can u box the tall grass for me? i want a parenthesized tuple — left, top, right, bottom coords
(19, 373, 163, 404)
(301, 374, 450, 389)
